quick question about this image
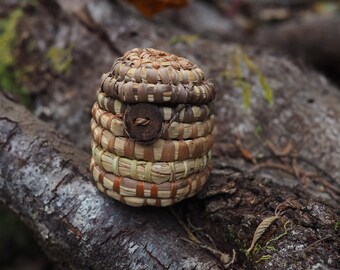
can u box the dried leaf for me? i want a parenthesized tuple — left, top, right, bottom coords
(275, 199, 302, 216)
(240, 146, 255, 163)
(246, 215, 278, 254)
(127, 0, 188, 17)
(266, 140, 293, 157)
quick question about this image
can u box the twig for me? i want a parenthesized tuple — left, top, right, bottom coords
(187, 218, 216, 248)
(266, 140, 293, 157)
(250, 160, 294, 174)
(251, 159, 339, 200)
(315, 177, 340, 195)
(302, 235, 334, 252)
(169, 208, 200, 244)
(181, 238, 235, 269)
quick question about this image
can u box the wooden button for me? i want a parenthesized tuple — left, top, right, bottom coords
(124, 103, 163, 144)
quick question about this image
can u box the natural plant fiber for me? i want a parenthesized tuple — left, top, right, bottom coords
(91, 118, 214, 162)
(100, 48, 216, 104)
(112, 48, 205, 84)
(92, 140, 211, 183)
(95, 181, 203, 207)
(97, 91, 214, 123)
(91, 158, 211, 203)
(92, 102, 214, 140)
(101, 73, 215, 104)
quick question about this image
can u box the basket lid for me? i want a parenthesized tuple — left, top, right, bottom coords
(101, 48, 215, 104)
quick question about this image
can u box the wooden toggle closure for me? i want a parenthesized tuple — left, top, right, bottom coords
(124, 103, 163, 144)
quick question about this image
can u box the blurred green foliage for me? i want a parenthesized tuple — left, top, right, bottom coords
(0, 8, 29, 104)
(45, 46, 73, 75)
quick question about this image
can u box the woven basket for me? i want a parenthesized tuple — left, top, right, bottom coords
(90, 48, 215, 207)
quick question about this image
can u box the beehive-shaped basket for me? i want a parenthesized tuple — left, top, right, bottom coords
(90, 48, 215, 207)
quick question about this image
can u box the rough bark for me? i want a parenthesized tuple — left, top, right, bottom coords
(0, 92, 221, 269)
(0, 0, 339, 269)
(1, 86, 339, 269)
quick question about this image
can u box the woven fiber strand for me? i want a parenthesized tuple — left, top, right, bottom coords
(92, 140, 211, 184)
(91, 158, 211, 200)
(97, 91, 214, 123)
(92, 102, 214, 140)
(112, 48, 205, 84)
(101, 74, 215, 104)
(91, 118, 214, 162)
(95, 181, 201, 207)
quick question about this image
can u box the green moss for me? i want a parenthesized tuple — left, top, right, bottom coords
(169, 34, 198, 45)
(45, 46, 73, 74)
(0, 8, 29, 104)
(245, 220, 290, 264)
(255, 123, 263, 138)
(334, 221, 340, 232)
(222, 46, 274, 111)
(255, 254, 272, 264)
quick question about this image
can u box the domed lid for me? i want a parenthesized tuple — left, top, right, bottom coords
(101, 48, 215, 104)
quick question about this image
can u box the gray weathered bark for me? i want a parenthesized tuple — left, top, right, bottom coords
(0, 0, 339, 269)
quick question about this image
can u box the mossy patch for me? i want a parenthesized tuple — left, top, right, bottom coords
(45, 46, 73, 75)
(334, 221, 340, 232)
(222, 46, 273, 111)
(0, 8, 29, 104)
(169, 34, 198, 45)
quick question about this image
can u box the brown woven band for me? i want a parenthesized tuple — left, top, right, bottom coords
(91, 158, 211, 200)
(92, 140, 211, 184)
(101, 73, 215, 104)
(91, 118, 214, 162)
(92, 102, 214, 140)
(97, 90, 213, 123)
